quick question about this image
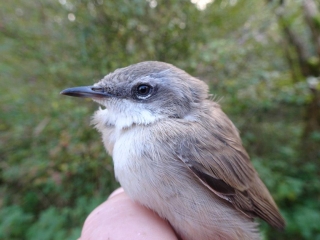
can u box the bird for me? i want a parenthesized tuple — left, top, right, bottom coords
(61, 61, 285, 240)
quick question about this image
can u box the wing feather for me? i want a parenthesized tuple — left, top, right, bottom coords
(174, 103, 285, 229)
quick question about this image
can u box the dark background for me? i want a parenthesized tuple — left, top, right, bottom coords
(1, 0, 320, 239)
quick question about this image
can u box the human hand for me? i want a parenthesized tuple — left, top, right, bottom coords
(79, 188, 178, 240)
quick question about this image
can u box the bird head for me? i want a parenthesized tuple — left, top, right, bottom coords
(61, 61, 208, 128)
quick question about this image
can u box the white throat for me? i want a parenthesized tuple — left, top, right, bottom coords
(91, 99, 162, 156)
(92, 99, 162, 130)
(92, 99, 164, 132)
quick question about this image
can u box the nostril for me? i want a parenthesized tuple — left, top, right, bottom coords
(91, 87, 104, 92)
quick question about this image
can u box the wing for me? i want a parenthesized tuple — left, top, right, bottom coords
(175, 104, 285, 230)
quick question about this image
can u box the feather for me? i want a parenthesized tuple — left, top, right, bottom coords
(175, 101, 285, 230)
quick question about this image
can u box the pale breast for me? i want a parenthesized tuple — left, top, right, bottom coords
(112, 126, 165, 207)
(110, 123, 261, 240)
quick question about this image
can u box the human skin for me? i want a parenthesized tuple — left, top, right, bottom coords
(79, 188, 178, 240)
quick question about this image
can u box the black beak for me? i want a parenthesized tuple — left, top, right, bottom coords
(60, 86, 114, 98)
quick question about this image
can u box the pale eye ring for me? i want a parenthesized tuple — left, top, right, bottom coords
(134, 84, 153, 99)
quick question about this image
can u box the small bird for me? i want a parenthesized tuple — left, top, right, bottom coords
(61, 61, 285, 240)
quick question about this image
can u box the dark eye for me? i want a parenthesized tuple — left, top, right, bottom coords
(135, 84, 153, 99)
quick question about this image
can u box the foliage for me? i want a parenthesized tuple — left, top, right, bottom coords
(0, 0, 319, 239)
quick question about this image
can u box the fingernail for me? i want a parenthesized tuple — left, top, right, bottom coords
(108, 188, 125, 199)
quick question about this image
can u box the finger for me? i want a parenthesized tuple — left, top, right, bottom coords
(79, 188, 178, 240)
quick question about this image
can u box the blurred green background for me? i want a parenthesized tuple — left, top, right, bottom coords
(1, 0, 320, 239)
